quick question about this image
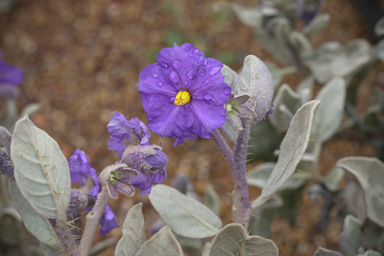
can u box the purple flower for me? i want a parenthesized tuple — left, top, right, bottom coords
(107, 112, 167, 194)
(136, 43, 231, 146)
(0, 51, 23, 99)
(68, 149, 119, 235)
(100, 204, 119, 236)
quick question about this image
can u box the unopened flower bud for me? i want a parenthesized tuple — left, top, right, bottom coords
(143, 148, 168, 171)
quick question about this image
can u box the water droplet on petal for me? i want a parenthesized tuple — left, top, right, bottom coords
(169, 71, 179, 83)
(173, 59, 181, 69)
(194, 49, 199, 54)
(152, 73, 159, 78)
(187, 70, 194, 80)
(183, 80, 189, 86)
(204, 94, 217, 104)
(189, 54, 194, 60)
(224, 87, 231, 95)
(210, 67, 221, 76)
(170, 96, 176, 102)
(203, 59, 208, 66)
(199, 67, 206, 76)
(158, 81, 163, 87)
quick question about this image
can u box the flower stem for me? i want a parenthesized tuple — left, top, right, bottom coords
(52, 220, 81, 256)
(79, 188, 110, 256)
(233, 119, 252, 227)
(212, 125, 251, 227)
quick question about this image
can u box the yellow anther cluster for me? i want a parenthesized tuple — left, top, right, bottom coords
(174, 91, 191, 105)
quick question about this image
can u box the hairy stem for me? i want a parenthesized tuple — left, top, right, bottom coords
(79, 188, 110, 256)
(233, 119, 252, 227)
(51, 220, 80, 256)
(212, 129, 236, 171)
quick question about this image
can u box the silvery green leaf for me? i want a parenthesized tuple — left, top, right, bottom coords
(221, 64, 239, 91)
(374, 17, 384, 36)
(175, 235, 202, 254)
(376, 39, 384, 63)
(357, 250, 382, 256)
(149, 184, 222, 238)
(251, 100, 321, 209)
(296, 76, 314, 103)
(311, 77, 346, 156)
(265, 62, 283, 89)
(19, 103, 40, 119)
(230, 4, 262, 28)
(337, 157, 384, 228)
(136, 226, 183, 256)
(3, 100, 18, 130)
(115, 203, 146, 256)
(204, 184, 220, 216)
(313, 247, 343, 256)
(41, 243, 63, 256)
(289, 31, 313, 56)
(209, 223, 278, 256)
(304, 40, 372, 84)
(11, 116, 70, 222)
(269, 84, 301, 132)
(323, 167, 343, 192)
(304, 13, 330, 37)
(256, 30, 292, 65)
(234, 55, 274, 125)
(202, 242, 212, 256)
(338, 182, 367, 223)
(247, 162, 310, 191)
(8, 179, 59, 245)
(339, 215, 364, 256)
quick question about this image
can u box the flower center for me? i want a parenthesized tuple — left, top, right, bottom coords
(174, 91, 190, 105)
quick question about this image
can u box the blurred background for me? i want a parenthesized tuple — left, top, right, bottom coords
(1, 0, 383, 255)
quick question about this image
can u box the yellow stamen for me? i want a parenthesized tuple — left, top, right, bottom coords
(174, 91, 190, 105)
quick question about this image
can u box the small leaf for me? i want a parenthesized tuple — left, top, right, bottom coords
(251, 100, 320, 209)
(19, 103, 40, 119)
(337, 157, 384, 227)
(269, 84, 301, 132)
(311, 77, 346, 155)
(136, 226, 183, 256)
(323, 167, 343, 192)
(209, 223, 278, 256)
(149, 184, 222, 238)
(374, 17, 384, 36)
(296, 76, 315, 103)
(221, 64, 239, 91)
(230, 4, 262, 28)
(339, 215, 364, 256)
(11, 116, 71, 222)
(115, 203, 146, 256)
(304, 13, 330, 37)
(313, 247, 343, 256)
(8, 179, 59, 245)
(204, 184, 220, 216)
(358, 250, 382, 256)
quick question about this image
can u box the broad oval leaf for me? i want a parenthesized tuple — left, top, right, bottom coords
(337, 157, 384, 227)
(313, 247, 343, 256)
(269, 84, 301, 132)
(339, 215, 364, 256)
(115, 203, 146, 256)
(311, 77, 346, 150)
(251, 100, 321, 209)
(8, 179, 59, 245)
(11, 116, 70, 221)
(209, 223, 278, 256)
(136, 226, 183, 256)
(235, 55, 274, 125)
(149, 184, 222, 238)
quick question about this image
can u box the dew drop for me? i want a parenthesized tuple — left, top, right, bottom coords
(157, 81, 163, 87)
(204, 94, 217, 103)
(152, 73, 159, 78)
(183, 80, 189, 85)
(203, 59, 208, 66)
(170, 96, 176, 102)
(224, 87, 231, 95)
(187, 70, 194, 80)
(210, 67, 221, 76)
(198, 67, 206, 76)
(169, 71, 179, 83)
(194, 49, 199, 54)
(173, 59, 181, 69)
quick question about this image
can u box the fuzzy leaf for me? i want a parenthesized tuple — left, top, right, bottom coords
(313, 247, 343, 256)
(374, 17, 384, 36)
(304, 13, 330, 37)
(209, 223, 278, 256)
(204, 184, 220, 216)
(115, 203, 146, 256)
(251, 100, 320, 209)
(136, 226, 183, 256)
(11, 116, 70, 221)
(323, 167, 343, 192)
(269, 84, 301, 132)
(339, 215, 364, 256)
(8, 179, 59, 245)
(149, 184, 222, 238)
(230, 4, 262, 28)
(337, 157, 384, 227)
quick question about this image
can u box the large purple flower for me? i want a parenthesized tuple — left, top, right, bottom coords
(107, 111, 167, 194)
(137, 43, 231, 146)
(0, 51, 23, 99)
(68, 149, 119, 235)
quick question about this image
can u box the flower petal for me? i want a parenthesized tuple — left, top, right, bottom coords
(99, 204, 119, 235)
(69, 149, 96, 186)
(130, 168, 166, 195)
(0, 60, 23, 86)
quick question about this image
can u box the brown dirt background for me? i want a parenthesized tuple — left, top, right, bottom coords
(0, 0, 382, 255)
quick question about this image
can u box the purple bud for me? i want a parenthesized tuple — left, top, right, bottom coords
(68, 189, 88, 211)
(143, 148, 168, 170)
